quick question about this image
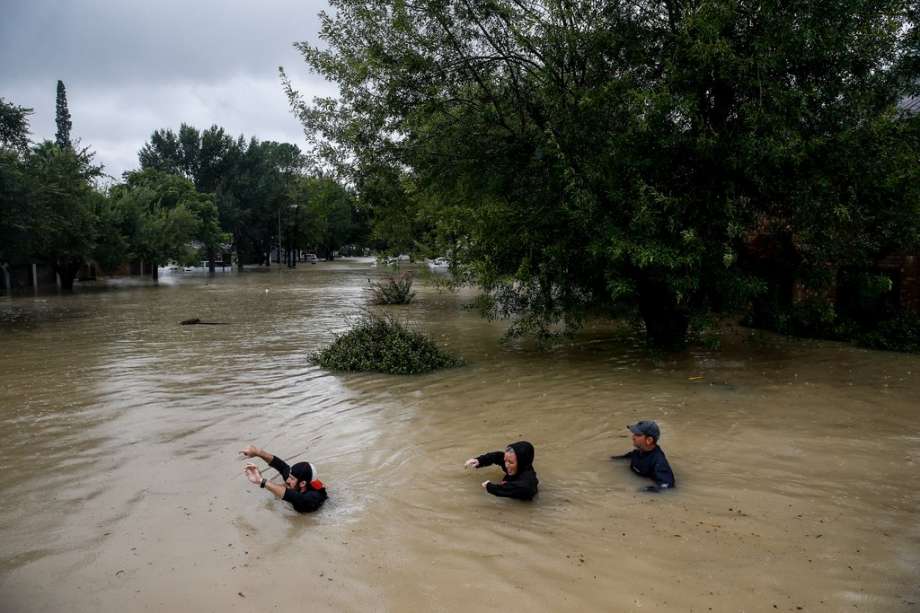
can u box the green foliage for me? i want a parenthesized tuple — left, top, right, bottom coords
(288, 0, 920, 347)
(108, 169, 206, 267)
(54, 80, 72, 150)
(368, 272, 415, 305)
(0, 133, 32, 266)
(295, 175, 360, 259)
(91, 194, 131, 271)
(139, 125, 369, 266)
(0, 98, 32, 153)
(313, 314, 463, 374)
(785, 300, 843, 340)
(25, 141, 103, 288)
(1, 95, 103, 288)
(856, 312, 920, 352)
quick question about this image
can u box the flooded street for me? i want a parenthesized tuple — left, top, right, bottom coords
(0, 259, 917, 612)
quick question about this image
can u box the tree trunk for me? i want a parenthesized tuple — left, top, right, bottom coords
(208, 248, 216, 274)
(637, 276, 690, 348)
(56, 258, 81, 292)
(152, 263, 159, 282)
(0, 263, 9, 293)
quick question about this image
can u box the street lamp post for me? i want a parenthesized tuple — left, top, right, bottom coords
(279, 205, 299, 268)
(288, 204, 298, 268)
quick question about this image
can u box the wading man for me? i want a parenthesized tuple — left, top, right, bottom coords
(241, 445, 328, 512)
(611, 421, 676, 492)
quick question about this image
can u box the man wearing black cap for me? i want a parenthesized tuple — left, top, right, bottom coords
(611, 421, 676, 492)
(241, 445, 328, 513)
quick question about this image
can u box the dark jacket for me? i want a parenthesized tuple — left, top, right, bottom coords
(614, 446, 675, 492)
(477, 441, 539, 501)
(269, 456, 328, 513)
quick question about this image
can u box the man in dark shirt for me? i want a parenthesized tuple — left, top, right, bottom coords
(611, 421, 676, 492)
(241, 445, 328, 513)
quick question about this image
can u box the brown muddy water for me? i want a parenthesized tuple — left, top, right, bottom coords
(0, 259, 917, 612)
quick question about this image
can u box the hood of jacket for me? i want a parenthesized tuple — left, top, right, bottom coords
(506, 441, 535, 475)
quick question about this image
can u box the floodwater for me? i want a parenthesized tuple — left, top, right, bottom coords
(0, 259, 917, 612)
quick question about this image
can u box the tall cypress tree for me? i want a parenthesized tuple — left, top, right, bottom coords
(54, 80, 72, 149)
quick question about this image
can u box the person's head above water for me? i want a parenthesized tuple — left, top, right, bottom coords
(286, 461, 317, 492)
(504, 441, 535, 476)
(628, 421, 660, 451)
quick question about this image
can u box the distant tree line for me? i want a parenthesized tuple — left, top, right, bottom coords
(1, 82, 373, 291)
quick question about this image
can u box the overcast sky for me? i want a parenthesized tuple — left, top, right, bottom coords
(0, 0, 335, 179)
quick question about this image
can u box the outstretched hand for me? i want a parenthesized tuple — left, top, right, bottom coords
(240, 445, 260, 458)
(464, 458, 479, 469)
(243, 463, 262, 485)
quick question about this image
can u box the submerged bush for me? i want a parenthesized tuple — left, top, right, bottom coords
(855, 313, 920, 353)
(368, 273, 415, 305)
(745, 297, 920, 353)
(312, 314, 463, 374)
(744, 297, 851, 340)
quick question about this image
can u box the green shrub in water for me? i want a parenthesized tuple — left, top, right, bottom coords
(855, 312, 920, 353)
(368, 273, 415, 305)
(313, 314, 463, 374)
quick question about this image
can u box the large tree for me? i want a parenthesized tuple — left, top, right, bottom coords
(54, 80, 72, 149)
(139, 126, 307, 268)
(0, 98, 32, 153)
(287, 0, 920, 345)
(108, 169, 212, 278)
(290, 174, 359, 260)
(0, 98, 34, 290)
(25, 141, 102, 290)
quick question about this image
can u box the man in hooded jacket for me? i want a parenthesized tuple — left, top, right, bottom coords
(465, 441, 539, 501)
(241, 444, 328, 513)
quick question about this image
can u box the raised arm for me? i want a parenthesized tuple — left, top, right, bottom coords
(474, 451, 506, 469)
(241, 445, 292, 478)
(243, 463, 288, 500)
(240, 445, 275, 464)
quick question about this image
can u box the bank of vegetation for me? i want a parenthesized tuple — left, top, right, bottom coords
(312, 314, 463, 374)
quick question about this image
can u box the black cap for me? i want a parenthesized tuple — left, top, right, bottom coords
(290, 461, 313, 483)
(627, 420, 661, 441)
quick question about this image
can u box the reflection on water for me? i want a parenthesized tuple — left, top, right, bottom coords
(0, 259, 918, 612)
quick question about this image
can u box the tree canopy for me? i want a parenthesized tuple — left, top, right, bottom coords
(287, 0, 920, 345)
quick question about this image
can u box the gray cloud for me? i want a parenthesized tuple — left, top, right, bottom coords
(1, 0, 335, 178)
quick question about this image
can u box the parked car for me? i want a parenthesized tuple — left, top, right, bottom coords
(304, 253, 319, 264)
